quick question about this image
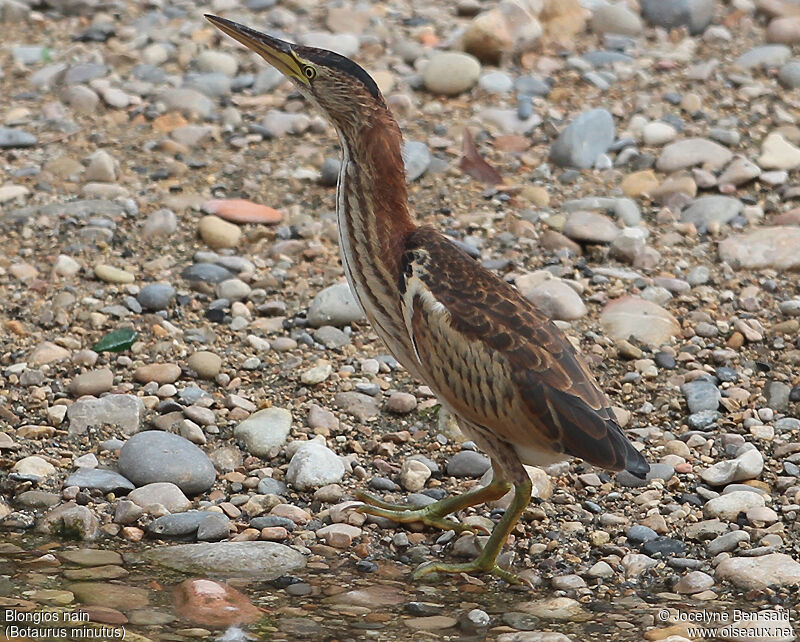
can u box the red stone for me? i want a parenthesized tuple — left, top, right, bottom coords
(202, 199, 282, 224)
(174, 579, 261, 628)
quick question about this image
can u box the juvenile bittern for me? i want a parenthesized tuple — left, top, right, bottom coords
(206, 15, 650, 582)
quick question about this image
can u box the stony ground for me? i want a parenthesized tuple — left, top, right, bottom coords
(1, 0, 800, 640)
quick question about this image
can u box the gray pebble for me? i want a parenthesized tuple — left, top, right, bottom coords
(446, 451, 491, 477)
(550, 109, 615, 169)
(63, 469, 134, 494)
(118, 431, 216, 495)
(137, 283, 176, 311)
(681, 379, 721, 414)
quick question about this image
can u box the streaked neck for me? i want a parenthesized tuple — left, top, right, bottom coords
(334, 106, 416, 358)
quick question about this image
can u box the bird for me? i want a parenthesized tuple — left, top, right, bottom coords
(205, 14, 650, 583)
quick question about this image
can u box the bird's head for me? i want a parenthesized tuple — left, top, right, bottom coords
(205, 15, 383, 137)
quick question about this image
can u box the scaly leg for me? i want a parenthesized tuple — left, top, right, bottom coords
(413, 478, 533, 583)
(355, 480, 511, 534)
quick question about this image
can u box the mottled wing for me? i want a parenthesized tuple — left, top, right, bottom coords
(400, 226, 648, 476)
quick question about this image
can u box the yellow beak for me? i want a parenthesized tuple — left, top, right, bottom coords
(205, 14, 310, 87)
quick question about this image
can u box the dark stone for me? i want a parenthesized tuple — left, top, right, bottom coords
(642, 537, 686, 557)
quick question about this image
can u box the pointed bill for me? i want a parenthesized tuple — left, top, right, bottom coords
(204, 14, 310, 86)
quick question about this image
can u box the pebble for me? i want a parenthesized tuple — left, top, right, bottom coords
(700, 449, 764, 485)
(600, 296, 681, 346)
(703, 490, 765, 520)
(446, 451, 491, 477)
(128, 482, 192, 513)
(681, 196, 743, 228)
(95, 264, 135, 284)
(286, 441, 345, 490)
(716, 553, 800, 590)
(68, 368, 113, 396)
(0, 127, 37, 147)
(118, 431, 216, 495)
(478, 71, 513, 93)
(64, 469, 134, 494)
(395, 460, 430, 493)
(674, 570, 714, 594)
(386, 391, 417, 414)
(316, 523, 362, 548)
(719, 226, 800, 270)
(656, 138, 732, 172)
(681, 379, 721, 414)
(67, 394, 143, 435)
(734, 44, 792, 69)
(550, 109, 615, 169)
(642, 122, 678, 146)
(188, 351, 222, 379)
(423, 52, 481, 95)
(198, 215, 241, 249)
(174, 579, 259, 627)
(758, 132, 800, 170)
(202, 199, 281, 224)
(403, 141, 432, 182)
(590, 3, 642, 35)
(519, 277, 587, 321)
(319, 158, 340, 186)
(134, 363, 181, 385)
(13, 455, 56, 479)
(640, 0, 713, 34)
(149, 511, 230, 542)
(562, 210, 620, 244)
(144, 541, 306, 579)
(234, 407, 292, 456)
(308, 282, 365, 327)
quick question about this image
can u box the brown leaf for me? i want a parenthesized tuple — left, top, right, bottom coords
(459, 128, 503, 186)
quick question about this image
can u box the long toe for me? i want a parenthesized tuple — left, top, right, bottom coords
(353, 489, 418, 511)
(356, 504, 477, 534)
(413, 559, 520, 584)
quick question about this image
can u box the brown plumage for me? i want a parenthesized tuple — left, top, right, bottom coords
(206, 14, 649, 582)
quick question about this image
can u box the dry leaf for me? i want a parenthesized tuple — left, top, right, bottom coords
(460, 128, 503, 186)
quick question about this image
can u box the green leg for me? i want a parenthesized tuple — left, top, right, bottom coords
(356, 480, 511, 534)
(413, 479, 533, 583)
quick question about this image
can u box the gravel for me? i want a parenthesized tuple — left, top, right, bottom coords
(3, 2, 800, 637)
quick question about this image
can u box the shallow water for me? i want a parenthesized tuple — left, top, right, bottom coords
(1, 532, 787, 642)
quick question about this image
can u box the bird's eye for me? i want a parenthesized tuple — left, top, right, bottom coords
(303, 66, 316, 79)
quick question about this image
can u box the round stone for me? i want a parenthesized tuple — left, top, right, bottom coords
(308, 282, 365, 327)
(550, 109, 615, 169)
(188, 351, 222, 380)
(446, 451, 491, 477)
(423, 52, 481, 95)
(118, 431, 216, 495)
(134, 363, 181, 385)
(137, 283, 176, 311)
(69, 368, 114, 396)
(286, 441, 345, 490)
(234, 407, 292, 456)
(13, 455, 56, 478)
(642, 122, 677, 146)
(198, 215, 241, 249)
(385, 392, 417, 414)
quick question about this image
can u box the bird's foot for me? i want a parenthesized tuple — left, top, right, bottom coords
(413, 558, 520, 584)
(355, 498, 485, 534)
